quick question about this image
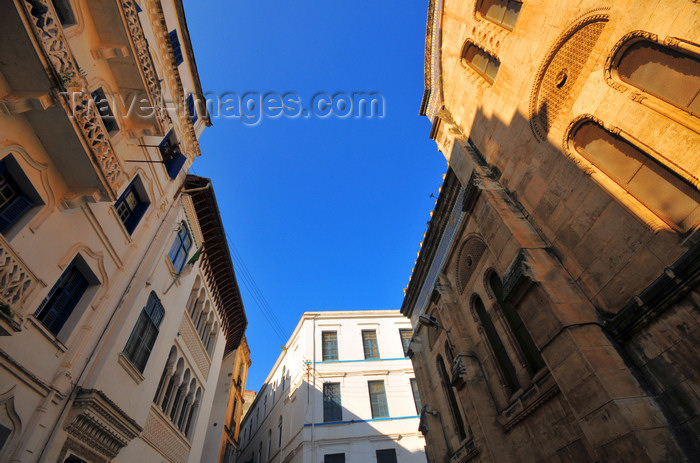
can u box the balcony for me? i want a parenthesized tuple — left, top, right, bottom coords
(0, 233, 42, 313)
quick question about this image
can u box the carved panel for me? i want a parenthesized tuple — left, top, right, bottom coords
(141, 405, 191, 463)
(0, 235, 41, 307)
(179, 316, 210, 379)
(19, 0, 125, 196)
(529, 14, 609, 140)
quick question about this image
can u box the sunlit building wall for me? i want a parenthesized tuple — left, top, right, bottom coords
(236, 311, 426, 463)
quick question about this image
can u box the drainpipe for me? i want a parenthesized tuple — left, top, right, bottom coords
(32, 184, 185, 462)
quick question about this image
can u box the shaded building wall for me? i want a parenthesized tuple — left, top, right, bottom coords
(403, 0, 700, 462)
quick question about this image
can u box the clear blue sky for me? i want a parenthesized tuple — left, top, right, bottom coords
(183, 0, 446, 391)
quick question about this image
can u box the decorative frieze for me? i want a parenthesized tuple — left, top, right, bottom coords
(142, 405, 191, 463)
(179, 315, 211, 379)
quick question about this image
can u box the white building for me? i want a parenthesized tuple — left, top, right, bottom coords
(236, 311, 426, 463)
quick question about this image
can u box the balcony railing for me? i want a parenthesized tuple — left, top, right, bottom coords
(0, 234, 42, 309)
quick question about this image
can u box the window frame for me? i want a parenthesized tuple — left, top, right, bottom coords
(376, 449, 398, 463)
(168, 223, 193, 273)
(169, 29, 184, 66)
(115, 177, 150, 235)
(159, 131, 187, 180)
(361, 329, 380, 359)
(321, 330, 339, 361)
(34, 260, 91, 337)
(410, 378, 422, 414)
(123, 292, 165, 373)
(461, 41, 501, 84)
(399, 329, 412, 357)
(0, 160, 35, 234)
(368, 380, 389, 419)
(477, 0, 522, 31)
(322, 382, 342, 422)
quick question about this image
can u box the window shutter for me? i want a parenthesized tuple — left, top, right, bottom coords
(0, 194, 33, 233)
(165, 152, 187, 180)
(169, 30, 184, 65)
(124, 200, 149, 234)
(187, 95, 198, 123)
(37, 267, 89, 335)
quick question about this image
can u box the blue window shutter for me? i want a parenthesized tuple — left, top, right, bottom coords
(187, 95, 198, 123)
(169, 30, 183, 66)
(135, 1, 142, 12)
(36, 266, 89, 336)
(166, 152, 187, 180)
(124, 200, 149, 234)
(0, 194, 33, 233)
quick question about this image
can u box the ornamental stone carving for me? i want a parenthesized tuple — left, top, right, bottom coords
(0, 235, 40, 307)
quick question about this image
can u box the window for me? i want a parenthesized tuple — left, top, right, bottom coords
(571, 120, 700, 231)
(376, 449, 398, 463)
(474, 296, 519, 392)
(362, 330, 379, 359)
(0, 160, 34, 234)
(617, 40, 700, 116)
(123, 292, 165, 372)
(223, 442, 234, 463)
(399, 329, 412, 356)
(91, 88, 118, 133)
(168, 224, 192, 273)
(368, 380, 388, 418)
(478, 0, 521, 30)
(258, 442, 262, 463)
(267, 429, 271, 460)
(115, 177, 149, 234)
(437, 355, 467, 440)
(51, 0, 77, 26)
(489, 273, 545, 376)
(322, 331, 338, 361)
(410, 378, 422, 414)
(323, 382, 342, 422)
(159, 131, 187, 180)
(187, 94, 198, 124)
(169, 30, 184, 66)
(34, 261, 90, 336)
(278, 416, 283, 447)
(324, 453, 345, 463)
(0, 423, 11, 453)
(461, 42, 500, 84)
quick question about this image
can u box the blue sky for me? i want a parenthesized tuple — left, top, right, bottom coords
(183, 0, 446, 391)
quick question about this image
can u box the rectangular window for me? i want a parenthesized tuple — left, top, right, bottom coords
(168, 224, 192, 273)
(123, 292, 165, 372)
(187, 94, 198, 124)
(322, 331, 338, 361)
(35, 262, 90, 336)
(399, 329, 412, 356)
(159, 131, 187, 180)
(91, 88, 118, 133)
(376, 449, 398, 463)
(0, 161, 33, 233)
(362, 330, 379, 359)
(368, 380, 389, 418)
(410, 378, 422, 414)
(169, 30, 184, 66)
(115, 177, 149, 234)
(324, 454, 345, 463)
(323, 382, 342, 422)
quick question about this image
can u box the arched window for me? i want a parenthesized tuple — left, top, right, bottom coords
(617, 40, 700, 116)
(461, 42, 500, 84)
(477, 0, 522, 30)
(489, 273, 545, 376)
(474, 296, 520, 393)
(456, 237, 488, 294)
(437, 355, 466, 441)
(571, 120, 700, 231)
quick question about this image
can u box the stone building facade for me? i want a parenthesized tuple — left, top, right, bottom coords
(236, 311, 426, 463)
(0, 1, 248, 462)
(402, 1, 700, 462)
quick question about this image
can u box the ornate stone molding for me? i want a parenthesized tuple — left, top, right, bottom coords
(0, 234, 43, 308)
(603, 30, 659, 93)
(499, 372, 559, 431)
(65, 388, 142, 460)
(19, 0, 126, 197)
(118, 0, 171, 132)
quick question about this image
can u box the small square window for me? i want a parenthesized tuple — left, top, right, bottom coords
(115, 177, 149, 234)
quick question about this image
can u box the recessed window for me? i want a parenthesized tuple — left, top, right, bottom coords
(617, 40, 700, 116)
(572, 120, 700, 231)
(368, 380, 389, 418)
(462, 42, 500, 84)
(474, 296, 520, 393)
(399, 329, 412, 356)
(91, 88, 118, 134)
(324, 454, 345, 463)
(115, 177, 149, 235)
(34, 260, 91, 336)
(322, 331, 338, 361)
(159, 131, 187, 180)
(0, 160, 35, 234)
(123, 292, 165, 372)
(187, 94, 198, 124)
(169, 30, 184, 66)
(51, 0, 77, 27)
(478, 0, 522, 30)
(323, 382, 342, 422)
(410, 378, 422, 414)
(168, 223, 192, 273)
(0, 423, 11, 453)
(362, 330, 379, 359)
(376, 449, 398, 463)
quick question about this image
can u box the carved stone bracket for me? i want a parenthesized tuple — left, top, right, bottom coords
(19, 0, 126, 197)
(0, 234, 42, 308)
(450, 439, 479, 463)
(451, 354, 468, 388)
(65, 388, 142, 460)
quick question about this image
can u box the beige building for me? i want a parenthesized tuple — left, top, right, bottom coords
(402, 1, 700, 462)
(0, 1, 248, 463)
